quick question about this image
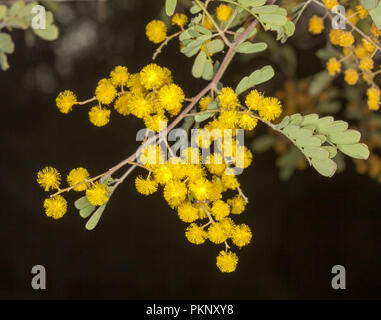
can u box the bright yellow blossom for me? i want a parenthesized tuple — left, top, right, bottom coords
(186, 223, 208, 244)
(145, 20, 167, 44)
(43, 195, 67, 219)
(216, 4, 232, 22)
(344, 69, 359, 85)
(67, 167, 90, 191)
(135, 175, 158, 195)
(37, 166, 61, 191)
(95, 79, 117, 105)
(308, 16, 324, 34)
(216, 250, 238, 272)
(231, 224, 252, 247)
(110, 66, 129, 87)
(56, 90, 77, 114)
(86, 182, 109, 206)
(326, 57, 341, 76)
(172, 13, 188, 28)
(88, 106, 111, 127)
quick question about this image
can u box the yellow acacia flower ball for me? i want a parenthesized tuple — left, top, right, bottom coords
(95, 79, 117, 105)
(308, 16, 324, 34)
(338, 31, 354, 47)
(355, 45, 367, 59)
(326, 57, 341, 76)
(359, 56, 374, 72)
(245, 89, 264, 110)
(356, 4, 368, 19)
(329, 29, 343, 45)
(145, 20, 167, 44)
(158, 84, 184, 116)
(344, 69, 359, 86)
(346, 8, 359, 25)
(172, 13, 188, 28)
(135, 175, 158, 195)
(199, 96, 212, 111)
(203, 16, 214, 30)
(86, 182, 109, 206)
(206, 153, 226, 176)
(216, 250, 238, 273)
(367, 87, 380, 111)
(208, 222, 228, 244)
(239, 113, 258, 130)
(189, 178, 213, 201)
(128, 93, 154, 118)
(371, 23, 381, 37)
(323, 0, 338, 10)
(144, 114, 168, 133)
(221, 172, 240, 191)
(89, 106, 111, 127)
(67, 167, 90, 191)
(186, 223, 208, 244)
(257, 97, 282, 122)
(139, 64, 166, 90)
(114, 92, 132, 116)
(227, 195, 246, 214)
(362, 39, 376, 53)
(43, 195, 67, 219)
(163, 180, 187, 208)
(110, 66, 129, 87)
(178, 202, 199, 223)
(211, 200, 230, 221)
(231, 224, 252, 247)
(216, 4, 232, 22)
(56, 90, 77, 114)
(218, 87, 238, 110)
(37, 166, 61, 191)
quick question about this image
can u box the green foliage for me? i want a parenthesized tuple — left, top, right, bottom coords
(165, 0, 177, 16)
(368, 0, 381, 29)
(235, 65, 275, 94)
(0, 1, 59, 71)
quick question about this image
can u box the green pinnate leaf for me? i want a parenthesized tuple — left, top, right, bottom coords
(338, 143, 370, 160)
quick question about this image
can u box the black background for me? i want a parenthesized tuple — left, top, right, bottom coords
(0, 0, 380, 299)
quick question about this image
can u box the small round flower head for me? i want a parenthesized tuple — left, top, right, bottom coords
(228, 195, 246, 214)
(145, 20, 167, 44)
(218, 87, 238, 110)
(216, 4, 232, 22)
(231, 224, 252, 247)
(308, 16, 324, 34)
(234, 146, 253, 169)
(43, 195, 67, 219)
(185, 223, 208, 244)
(257, 97, 282, 121)
(110, 66, 129, 87)
(189, 178, 213, 201)
(245, 90, 264, 110)
(338, 31, 354, 47)
(140, 64, 166, 90)
(163, 180, 188, 208)
(37, 166, 61, 191)
(56, 90, 77, 114)
(221, 172, 240, 191)
(239, 113, 258, 130)
(208, 222, 228, 244)
(216, 250, 238, 273)
(128, 92, 154, 119)
(95, 79, 117, 105)
(127, 73, 145, 93)
(329, 29, 343, 45)
(326, 57, 341, 76)
(371, 23, 381, 37)
(178, 202, 199, 223)
(86, 182, 109, 206)
(203, 16, 214, 30)
(206, 153, 226, 176)
(67, 167, 90, 191)
(114, 92, 132, 116)
(199, 95, 212, 111)
(355, 45, 367, 59)
(359, 56, 374, 72)
(139, 145, 165, 169)
(323, 0, 338, 10)
(367, 87, 380, 111)
(89, 106, 111, 127)
(346, 8, 359, 25)
(144, 114, 168, 133)
(344, 69, 359, 85)
(356, 4, 368, 19)
(158, 84, 184, 116)
(135, 175, 158, 195)
(218, 110, 239, 128)
(219, 217, 236, 237)
(153, 164, 173, 184)
(172, 13, 188, 28)
(211, 200, 230, 221)
(362, 39, 376, 53)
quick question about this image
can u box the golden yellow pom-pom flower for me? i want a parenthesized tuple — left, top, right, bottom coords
(356, 4, 368, 19)
(135, 175, 158, 195)
(355, 45, 367, 59)
(257, 97, 282, 121)
(344, 69, 359, 85)
(139, 63, 166, 90)
(308, 16, 324, 34)
(231, 224, 252, 247)
(221, 172, 240, 191)
(88, 106, 111, 127)
(67, 167, 90, 191)
(203, 16, 214, 30)
(163, 180, 187, 208)
(216, 250, 238, 273)
(338, 31, 354, 48)
(86, 182, 109, 206)
(218, 87, 238, 110)
(43, 195, 67, 219)
(227, 195, 246, 214)
(211, 200, 230, 221)
(326, 57, 341, 76)
(245, 89, 264, 110)
(145, 20, 167, 44)
(208, 222, 228, 244)
(323, 0, 338, 10)
(346, 9, 359, 25)
(185, 223, 208, 244)
(367, 87, 380, 111)
(205, 153, 226, 176)
(329, 29, 343, 46)
(371, 23, 381, 37)
(178, 202, 199, 223)
(359, 56, 374, 72)
(189, 178, 213, 201)
(95, 79, 117, 105)
(144, 114, 168, 133)
(128, 93, 154, 118)
(362, 39, 376, 53)
(56, 90, 77, 114)
(158, 84, 184, 116)
(199, 96, 212, 111)
(110, 66, 129, 87)
(216, 4, 232, 22)
(172, 13, 188, 28)
(239, 113, 258, 130)
(37, 166, 61, 191)
(114, 92, 132, 116)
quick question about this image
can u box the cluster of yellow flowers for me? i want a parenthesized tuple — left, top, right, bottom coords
(308, 0, 381, 110)
(37, 166, 109, 219)
(56, 64, 185, 131)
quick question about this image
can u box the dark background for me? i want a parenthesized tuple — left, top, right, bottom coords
(1, 0, 380, 299)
